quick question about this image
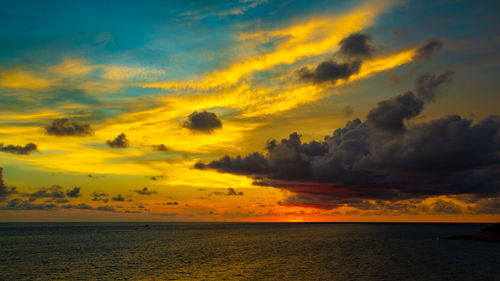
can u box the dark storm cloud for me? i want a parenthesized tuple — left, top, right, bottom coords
(66, 187, 81, 197)
(45, 118, 93, 137)
(183, 111, 222, 133)
(339, 33, 374, 59)
(366, 91, 424, 132)
(414, 39, 443, 61)
(195, 152, 272, 175)
(299, 61, 361, 84)
(152, 144, 169, 151)
(366, 71, 453, 132)
(133, 187, 158, 195)
(196, 73, 500, 210)
(0, 143, 38, 155)
(414, 71, 454, 102)
(279, 194, 347, 209)
(106, 133, 129, 148)
(299, 33, 374, 84)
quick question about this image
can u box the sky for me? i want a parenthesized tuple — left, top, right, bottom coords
(0, 0, 499, 222)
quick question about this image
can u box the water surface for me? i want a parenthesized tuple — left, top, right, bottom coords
(0, 223, 498, 280)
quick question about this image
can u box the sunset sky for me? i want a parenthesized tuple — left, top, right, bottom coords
(0, 0, 499, 222)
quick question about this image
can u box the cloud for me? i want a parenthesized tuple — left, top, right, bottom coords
(195, 152, 272, 176)
(112, 194, 125, 201)
(430, 199, 462, 214)
(225, 187, 244, 196)
(2, 199, 120, 212)
(61, 203, 93, 210)
(179, 0, 267, 20)
(390, 73, 400, 85)
(24, 185, 66, 201)
(0, 168, 5, 196)
(0, 143, 38, 155)
(299, 33, 375, 84)
(133, 187, 157, 195)
(414, 39, 443, 61)
(152, 144, 169, 152)
(45, 118, 94, 137)
(342, 105, 354, 117)
(339, 33, 374, 59)
(0, 168, 16, 201)
(366, 71, 453, 132)
(209, 187, 245, 196)
(16, 185, 82, 202)
(414, 71, 454, 102)
(183, 111, 222, 133)
(97, 205, 115, 212)
(60, 203, 115, 212)
(148, 175, 164, 181)
(66, 187, 81, 197)
(1, 196, 120, 213)
(143, 2, 394, 90)
(196, 73, 500, 210)
(299, 61, 361, 84)
(366, 91, 424, 132)
(4, 198, 57, 210)
(91, 192, 109, 203)
(469, 197, 500, 214)
(163, 202, 179, 206)
(106, 133, 129, 148)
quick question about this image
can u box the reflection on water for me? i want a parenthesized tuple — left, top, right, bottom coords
(0, 223, 498, 280)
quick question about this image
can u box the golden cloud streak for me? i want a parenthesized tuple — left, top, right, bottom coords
(140, 0, 396, 90)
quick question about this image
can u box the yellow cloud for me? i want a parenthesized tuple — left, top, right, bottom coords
(347, 48, 416, 83)
(0, 110, 88, 124)
(0, 58, 165, 94)
(0, 69, 51, 89)
(48, 58, 94, 78)
(101, 66, 165, 80)
(101, 48, 417, 158)
(161, 49, 417, 119)
(140, 0, 396, 90)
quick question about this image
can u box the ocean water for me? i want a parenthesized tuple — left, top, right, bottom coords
(0, 223, 498, 280)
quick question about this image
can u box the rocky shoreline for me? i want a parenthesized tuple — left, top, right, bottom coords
(441, 223, 500, 242)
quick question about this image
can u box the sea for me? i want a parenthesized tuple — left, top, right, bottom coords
(0, 223, 498, 280)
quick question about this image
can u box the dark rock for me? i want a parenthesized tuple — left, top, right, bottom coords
(478, 223, 500, 235)
(441, 223, 500, 242)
